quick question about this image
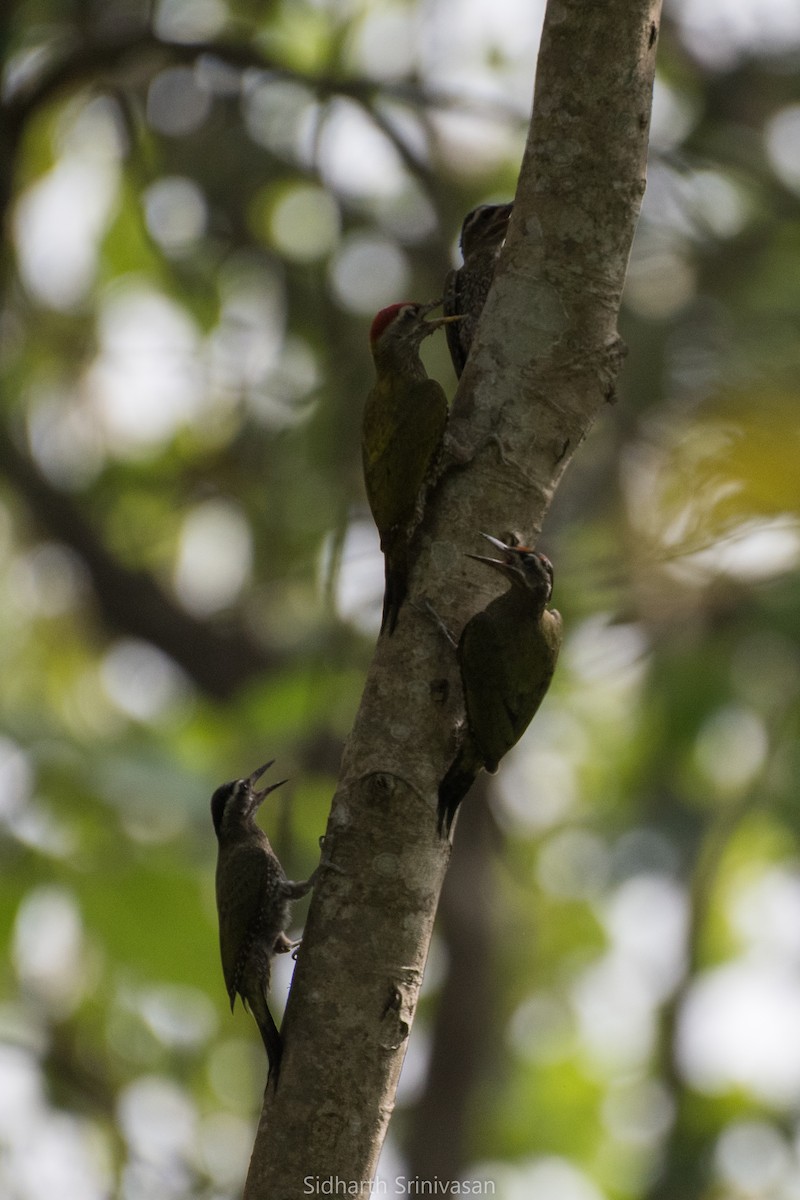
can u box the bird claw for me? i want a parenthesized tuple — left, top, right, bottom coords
(274, 931, 299, 955)
(318, 835, 345, 875)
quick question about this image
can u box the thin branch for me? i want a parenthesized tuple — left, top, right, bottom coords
(3, 27, 527, 134)
(0, 432, 282, 698)
(0, 23, 528, 271)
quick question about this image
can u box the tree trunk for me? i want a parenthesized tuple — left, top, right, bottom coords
(245, 0, 662, 1193)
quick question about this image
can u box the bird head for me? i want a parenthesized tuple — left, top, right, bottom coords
(466, 533, 554, 609)
(459, 202, 514, 257)
(210, 760, 287, 838)
(369, 301, 461, 357)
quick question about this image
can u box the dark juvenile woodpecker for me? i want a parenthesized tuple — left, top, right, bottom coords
(211, 761, 319, 1084)
(443, 202, 513, 378)
(363, 301, 460, 633)
(438, 535, 563, 836)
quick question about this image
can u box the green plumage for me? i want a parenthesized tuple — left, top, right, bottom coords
(364, 302, 455, 633)
(461, 598, 562, 772)
(438, 540, 563, 835)
(362, 375, 447, 542)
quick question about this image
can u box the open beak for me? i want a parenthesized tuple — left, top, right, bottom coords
(481, 533, 517, 555)
(246, 760, 288, 803)
(465, 552, 517, 583)
(465, 533, 529, 581)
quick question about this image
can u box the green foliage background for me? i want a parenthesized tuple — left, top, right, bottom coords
(1, 1, 800, 1197)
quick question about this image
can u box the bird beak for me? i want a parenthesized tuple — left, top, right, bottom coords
(246, 760, 288, 803)
(479, 531, 533, 555)
(255, 777, 288, 804)
(418, 298, 464, 328)
(465, 552, 518, 583)
(465, 549, 515, 573)
(480, 532, 515, 554)
(423, 313, 464, 336)
(464, 533, 529, 582)
(246, 761, 274, 787)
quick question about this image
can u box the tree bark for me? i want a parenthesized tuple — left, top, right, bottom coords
(245, 0, 661, 1193)
(404, 777, 496, 1183)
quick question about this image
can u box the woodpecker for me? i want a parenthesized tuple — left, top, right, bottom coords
(438, 535, 562, 835)
(211, 761, 319, 1085)
(364, 301, 460, 633)
(443, 202, 513, 377)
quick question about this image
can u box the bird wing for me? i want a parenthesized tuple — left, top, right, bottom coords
(363, 380, 447, 537)
(500, 607, 562, 739)
(362, 384, 393, 466)
(460, 605, 562, 772)
(459, 610, 518, 771)
(216, 841, 276, 1009)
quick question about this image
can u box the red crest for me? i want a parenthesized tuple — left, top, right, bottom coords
(369, 303, 415, 345)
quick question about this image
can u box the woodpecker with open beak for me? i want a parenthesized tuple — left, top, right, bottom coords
(211, 761, 320, 1084)
(438, 534, 563, 835)
(363, 300, 460, 633)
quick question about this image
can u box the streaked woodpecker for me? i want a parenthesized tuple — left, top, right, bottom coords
(438, 535, 562, 835)
(211, 760, 320, 1085)
(443, 202, 513, 377)
(363, 301, 460, 633)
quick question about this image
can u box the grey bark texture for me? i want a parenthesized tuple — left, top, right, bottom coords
(245, 0, 662, 1194)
